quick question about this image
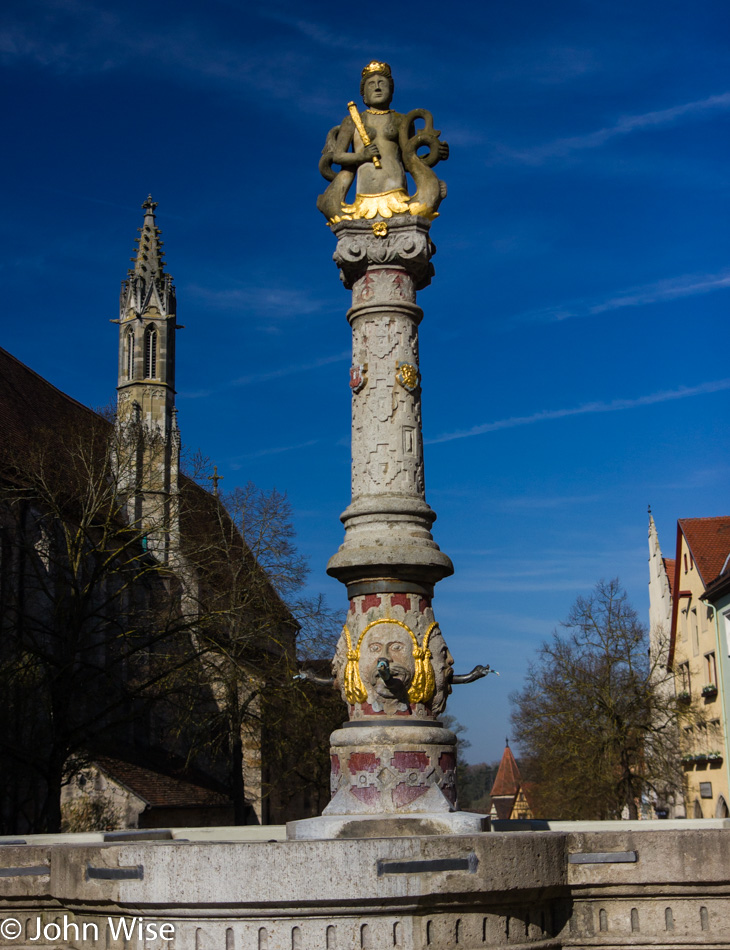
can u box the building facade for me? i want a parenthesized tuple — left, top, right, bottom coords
(649, 515, 730, 819)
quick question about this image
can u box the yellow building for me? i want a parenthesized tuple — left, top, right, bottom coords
(665, 518, 730, 818)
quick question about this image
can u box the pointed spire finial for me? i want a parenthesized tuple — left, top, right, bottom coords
(505, 736, 509, 747)
(142, 194, 158, 214)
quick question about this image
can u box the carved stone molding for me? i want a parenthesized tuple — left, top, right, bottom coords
(332, 217, 435, 290)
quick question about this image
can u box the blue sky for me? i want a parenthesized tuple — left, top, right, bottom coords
(2, 0, 729, 764)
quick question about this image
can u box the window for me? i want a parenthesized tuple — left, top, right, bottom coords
(692, 608, 700, 657)
(125, 327, 134, 379)
(709, 718, 721, 744)
(144, 326, 158, 378)
(678, 662, 691, 695)
(723, 611, 730, 657)
(705, 652, 718, 687)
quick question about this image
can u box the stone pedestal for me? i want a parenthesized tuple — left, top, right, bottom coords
(288, 719, 488, 839)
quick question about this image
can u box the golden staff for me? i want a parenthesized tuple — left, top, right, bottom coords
(348, 101, 381, 169)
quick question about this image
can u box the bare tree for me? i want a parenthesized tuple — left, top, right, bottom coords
(0, 413, 201, 833)
(0, 418, 342, 833)
(175, 478, 342, 823)
(510, 579, 690, 820)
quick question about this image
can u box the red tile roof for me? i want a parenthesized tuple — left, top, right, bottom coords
(663, 558, 676, 598)
(679, 517, 730, 587)
(94, 756, 231, 809)
(490, 743, 522, 798)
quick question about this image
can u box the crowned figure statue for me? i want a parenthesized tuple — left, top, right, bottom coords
(317, 61, 450, 224)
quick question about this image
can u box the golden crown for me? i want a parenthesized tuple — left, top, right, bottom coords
(362, 60, 392, 80)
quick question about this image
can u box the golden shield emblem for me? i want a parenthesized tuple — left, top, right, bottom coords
(396, 362, 419, 392)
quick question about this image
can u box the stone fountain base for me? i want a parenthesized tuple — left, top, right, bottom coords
(288, 718, 488, 839)
(2, 823, 728, 949)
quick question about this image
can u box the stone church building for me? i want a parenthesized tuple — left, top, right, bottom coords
(0, 197, 313, 834)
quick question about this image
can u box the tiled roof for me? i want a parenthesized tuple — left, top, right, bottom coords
(490, 743, 522, 798)
(679, 517, 730, 587)
(94, 756, 231, 809)
(0, 347, 100, 463)
(663, 558, 676, 598)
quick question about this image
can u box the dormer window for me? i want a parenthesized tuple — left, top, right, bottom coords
(144, 326, 158, 379)
(125, 327, 135, 380)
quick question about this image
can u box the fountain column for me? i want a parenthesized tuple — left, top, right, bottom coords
(288, 62, 490, 838)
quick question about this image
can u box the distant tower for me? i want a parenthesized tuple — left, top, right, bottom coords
(115, 195, 181, 563)
(647, 509, 674, 663)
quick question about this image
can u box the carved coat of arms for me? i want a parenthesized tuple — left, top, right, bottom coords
(396, 362, 419, 392)
(350, 363, 367, 393)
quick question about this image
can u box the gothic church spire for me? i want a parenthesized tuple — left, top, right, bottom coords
(116, 196, 181, 565)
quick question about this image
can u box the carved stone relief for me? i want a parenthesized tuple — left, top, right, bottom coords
(352, 268, 416, 307)
(331, 592, 454, 718)
(350, 313, 424, 498)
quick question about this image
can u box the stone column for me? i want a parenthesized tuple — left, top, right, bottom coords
(326, 216, 453, 593)
(288, 217, 486, 839)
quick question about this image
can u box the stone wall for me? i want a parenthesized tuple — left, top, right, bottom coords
(0, 823, 728, 949)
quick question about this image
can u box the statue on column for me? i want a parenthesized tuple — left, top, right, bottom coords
(290, 62, 495, 837)
(317, 61, 450, 224)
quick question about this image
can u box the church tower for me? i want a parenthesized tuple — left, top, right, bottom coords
(115, 195, 181, 564)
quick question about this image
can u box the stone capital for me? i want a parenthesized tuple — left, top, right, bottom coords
(332, 217, 436, 291)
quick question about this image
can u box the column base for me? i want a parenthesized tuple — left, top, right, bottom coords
(286, 810, 489, 840)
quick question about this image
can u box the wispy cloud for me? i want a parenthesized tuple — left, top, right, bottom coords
(444, 544, 642, 594)
(178, 350, 350, 401)
(0, 1, 321, 103)
(428, 379, 730, 445)
(257, 10, 404, 56)
(230, 439, 319, 466)
(588, 271, 730, 315)
(491, 91, 730, 165)
(185, 284, 330, 319)
(231, 350, 350, 388)
(498, 493, 603, 511)
(494, 46, 599, 86)
(513, 269, 730, 325)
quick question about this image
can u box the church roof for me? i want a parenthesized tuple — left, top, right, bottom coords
(0, 346, 100, 465)
(679, 517, 730, 587)
(0, 343, 296, 658)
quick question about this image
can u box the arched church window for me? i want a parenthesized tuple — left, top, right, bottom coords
(144, 326, 158, 378)
(125, 328, 135, 380)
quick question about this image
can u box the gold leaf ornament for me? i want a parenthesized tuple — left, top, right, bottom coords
(340, 619, 438, 706)
(396, 362, 419, 391)
(342, 625, 368, 703)
(409, 622, 437, 705)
